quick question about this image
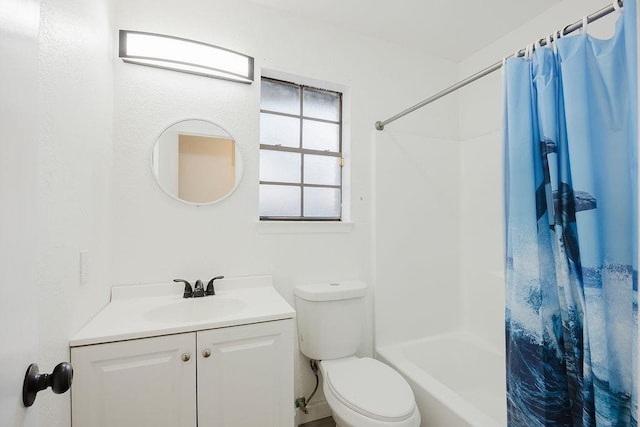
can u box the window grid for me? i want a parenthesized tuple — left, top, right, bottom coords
(260, 77, 342, 221)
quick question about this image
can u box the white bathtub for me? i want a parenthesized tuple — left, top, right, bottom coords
(377, 332, 507, 427)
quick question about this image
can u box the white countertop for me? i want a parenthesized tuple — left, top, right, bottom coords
(70, 275, 295, 347)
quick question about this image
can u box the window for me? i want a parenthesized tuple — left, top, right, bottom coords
(259, 77, 343, 220)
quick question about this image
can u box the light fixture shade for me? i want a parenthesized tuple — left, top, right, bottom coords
(119, 30, 254, 84)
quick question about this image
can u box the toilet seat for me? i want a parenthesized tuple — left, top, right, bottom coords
(322, 357, 416, 422)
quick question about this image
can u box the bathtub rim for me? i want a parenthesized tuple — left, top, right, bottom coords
(376, 331, 506, 427)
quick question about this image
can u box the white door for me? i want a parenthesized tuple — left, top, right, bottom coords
(0, 0, 42, 426)
(70, 333, 197, 427)
(197, 320, 295, 427)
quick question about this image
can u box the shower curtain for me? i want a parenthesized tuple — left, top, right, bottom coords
(504, 1, 638, 426)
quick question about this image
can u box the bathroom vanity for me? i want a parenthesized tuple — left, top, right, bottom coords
(70, 276, 295, 427)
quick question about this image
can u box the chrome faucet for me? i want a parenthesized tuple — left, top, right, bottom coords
(174, 276, 224, 298)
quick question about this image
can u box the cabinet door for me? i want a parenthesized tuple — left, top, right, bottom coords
(71, 333, 196, 427)
(197, 320, 294, 426)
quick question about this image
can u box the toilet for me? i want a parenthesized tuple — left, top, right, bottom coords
(294, 281, 421, 427)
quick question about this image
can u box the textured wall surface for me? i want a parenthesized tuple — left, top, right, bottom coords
(111, 0, 458, 420)
(36, 0, 114, 424)
(0, 0, 113, 425)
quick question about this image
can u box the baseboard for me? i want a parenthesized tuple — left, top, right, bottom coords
(295, 400, 332, 425)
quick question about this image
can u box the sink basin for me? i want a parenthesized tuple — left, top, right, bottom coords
(144, 297, 247, 323)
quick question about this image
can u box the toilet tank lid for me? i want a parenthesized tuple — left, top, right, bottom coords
(294, 281, 366, 301)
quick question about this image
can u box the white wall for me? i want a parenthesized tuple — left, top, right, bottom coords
(457, 0, 622, 350)
(0, 0, 113, 426)
(35, 0, 114, 425)
(112, 0, 458, 420)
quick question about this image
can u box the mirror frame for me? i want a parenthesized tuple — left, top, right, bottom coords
(150, 119, 243, 206)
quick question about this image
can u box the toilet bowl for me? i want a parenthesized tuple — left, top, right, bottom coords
(294, 281, 421, 427)
(320, 357, 421, 427)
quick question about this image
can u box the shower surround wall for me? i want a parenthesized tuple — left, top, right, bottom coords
(373, 131, 462, 348)
(112, 0, 458, 422)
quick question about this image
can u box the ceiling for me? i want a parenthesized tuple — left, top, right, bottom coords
(250, 0, 562, 62)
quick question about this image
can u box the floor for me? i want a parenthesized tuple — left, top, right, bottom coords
(300, 416, 335, 427)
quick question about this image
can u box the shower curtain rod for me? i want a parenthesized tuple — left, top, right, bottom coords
(374, 0, 623, 131)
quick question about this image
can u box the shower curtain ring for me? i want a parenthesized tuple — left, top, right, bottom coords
(613, 0, 622, 12)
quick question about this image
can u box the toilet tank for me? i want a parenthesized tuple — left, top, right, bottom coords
(294, 281, 367, 360)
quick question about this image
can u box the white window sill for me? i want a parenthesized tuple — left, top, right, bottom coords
(256, 221, 354, 234)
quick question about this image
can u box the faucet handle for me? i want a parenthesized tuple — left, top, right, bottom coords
(193, 280, 205, 298)
(206, 276, 224, 296)
(173, 279, 193, 298)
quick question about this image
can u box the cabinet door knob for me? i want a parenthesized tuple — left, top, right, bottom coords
(181, 353, 191, 362)
(202, 349, 211, 358)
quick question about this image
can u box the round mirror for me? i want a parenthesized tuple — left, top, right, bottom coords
(151, 119, 242, 205)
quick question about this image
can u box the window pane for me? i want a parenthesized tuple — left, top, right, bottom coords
(302, 120, 340, 152)
(304, 155, 341, 186)
(261, 79, 300, 115)
(259, 77, 343, 221)
(303, 87, 340, 121)
(304, 187, 341, 218)
(260, 150, 301, 183)
(260, 185, 300, 217)
(260, 113, 300, 148)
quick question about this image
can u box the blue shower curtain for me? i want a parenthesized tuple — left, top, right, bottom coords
(504, 1, 638, 426)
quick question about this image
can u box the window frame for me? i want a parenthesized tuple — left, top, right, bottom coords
(259, 77, 343, 221)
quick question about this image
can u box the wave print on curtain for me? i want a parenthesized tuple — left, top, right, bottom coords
(503, 1, 638, 426)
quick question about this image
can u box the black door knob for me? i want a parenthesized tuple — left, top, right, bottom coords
(22, 362, 73, 407)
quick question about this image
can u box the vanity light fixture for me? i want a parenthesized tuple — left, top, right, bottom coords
(119, 30, 254, 84)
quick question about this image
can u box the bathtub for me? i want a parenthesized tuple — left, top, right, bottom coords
(376, 332, 507, 427)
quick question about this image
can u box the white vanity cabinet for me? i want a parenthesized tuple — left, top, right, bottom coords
(196, 320, 294, 425)
(71, 333, 197, 426)
(71, 319, 294, 427)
